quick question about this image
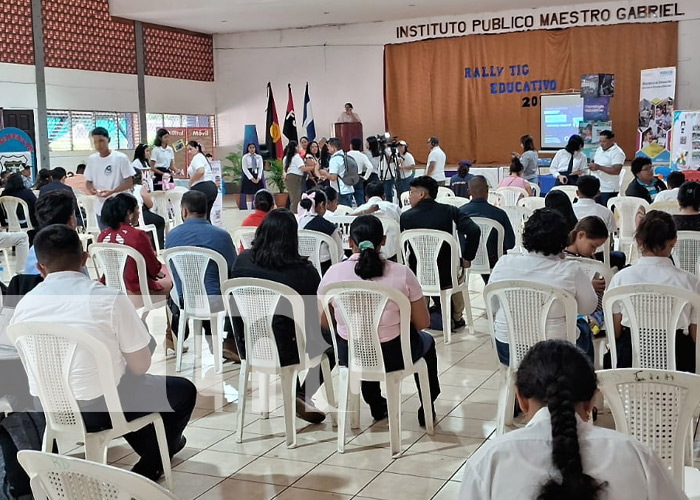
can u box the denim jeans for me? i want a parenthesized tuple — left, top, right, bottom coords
(338, 193, 354, 207)
(353, 181, 365, 207)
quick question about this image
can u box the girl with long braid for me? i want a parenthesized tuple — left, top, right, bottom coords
(459, 340, 685, 499)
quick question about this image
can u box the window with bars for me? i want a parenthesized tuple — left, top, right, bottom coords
(47, 110, 140, 152)
(145, 113, 216, 145)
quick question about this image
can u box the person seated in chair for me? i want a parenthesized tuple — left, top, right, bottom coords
(400, 176, 481, 332)
(297, 188, 344, 276)
(459, 339, 686, 500)
(459, 176, 516, 283)
(10, 224, 196, 482)
(231, 209, 335, 424)
(607, 210, 700, 372)
(165, 191, 239, 362)
(488, 208, 598, 366)
(319, 215, 440, 426)
(625, 157, 666, 203)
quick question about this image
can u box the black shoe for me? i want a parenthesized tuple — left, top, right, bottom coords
(451, 318, 466, 331)
(418, 406, 437, 427)
(131, 459, 164, 482)
(170, 435, 187, 459)
(295, 396, 326, 424)
(370, 402, 388, 421)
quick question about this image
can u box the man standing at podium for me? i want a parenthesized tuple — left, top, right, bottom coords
(337, 102, 361, 123)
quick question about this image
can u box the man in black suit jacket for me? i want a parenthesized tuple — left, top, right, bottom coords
(400, 176, 480, 331)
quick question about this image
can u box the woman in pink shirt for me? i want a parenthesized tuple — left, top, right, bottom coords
(319, 215, 441, 425)
(497, 157, 533, 196)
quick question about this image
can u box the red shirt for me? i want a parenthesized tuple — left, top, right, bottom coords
(98, 223, 163, 292)
(239, 210, 268, 253)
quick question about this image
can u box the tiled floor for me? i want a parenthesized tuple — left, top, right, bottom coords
(64, 198, 501, 499)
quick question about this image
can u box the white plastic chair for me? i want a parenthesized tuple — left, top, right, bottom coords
(602, 284, 700, 371)
(399, 191, 411, 208)
(377, 216, 402, 264)
(18, 450, 178, 500)
(166, 190, 185, 227)
(495, 186, 529, 206)
(470, 217, 504, 275)
(76, 195, 101, 241)
(549, 185, 578, 202)
(298, 229, 340, 277)
(162, 246, 228, 373)
(400, 229, 472, 344)
(517, 196, 545, 211)
(223, 278, 336, 449)
(438, 196, 469, 208)
(673, 231, 700, 276)
(150, 192, 172, 234)
(488, 190, 505, 206)
(500, 205, 532, 251)
(483, 280, 578, 435)
(607, 196, 649, 255)
(0, 196, 34, 233)
(136, 209, 160, 254)
(528, 182, 541, 197)
(598, 368, 700, 496)
(333, 204, 353, 216)
(650, 200, 681, 215)
(88, 243, 166, 321)
(436, 186, 454, 199)
(232, 226, 257, 253)
(7, 323, 173, 490)
(321, 281, 434, 457)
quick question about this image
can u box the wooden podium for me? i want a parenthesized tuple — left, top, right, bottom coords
(334, 122, 363, 152)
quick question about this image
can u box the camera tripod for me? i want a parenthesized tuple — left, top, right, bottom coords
(378, 147, 404, 208)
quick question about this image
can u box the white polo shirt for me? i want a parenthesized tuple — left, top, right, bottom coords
(85, 150, 134, 215)
(653, 187, 679, 203)
(460, 407, 686, 500)
(329, 151, 354, 195)
(285, 153, 305, 176)
(150, 145, 174, 171)
(10, 271, 152, 401)
(488, 252, 598, 344)
(572, 198, 617, 235)
(347, 150, 374, 179)
(608, 256, 700, 331)
(427, 146, 447, 182)
(351, 196, 401, 258)
(593, 143, 626, 193)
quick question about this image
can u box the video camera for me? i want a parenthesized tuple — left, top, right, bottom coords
(375, 132, 400, 155)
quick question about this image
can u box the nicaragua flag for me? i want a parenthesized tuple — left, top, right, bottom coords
(302, 82, 316, 141)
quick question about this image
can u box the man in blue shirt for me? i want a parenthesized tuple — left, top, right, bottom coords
(459, 176, 515, 283)
(165, 190, 238, 361)
(25, 190, 79, 274)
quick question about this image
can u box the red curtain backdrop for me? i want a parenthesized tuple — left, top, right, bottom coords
(384, 22, 678, 164)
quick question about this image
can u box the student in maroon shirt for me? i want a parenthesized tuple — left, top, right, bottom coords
(98, 194, 174, 345)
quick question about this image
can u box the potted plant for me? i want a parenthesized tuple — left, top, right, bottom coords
(266, 158, 289, 208)
(224, 144, 244, 207)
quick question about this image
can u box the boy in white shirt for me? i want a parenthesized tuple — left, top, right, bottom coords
(84, 127, 134, 229)
(653, 170, 684, 203)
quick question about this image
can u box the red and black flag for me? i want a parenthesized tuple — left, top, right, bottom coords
(265, 82, 283, 160)
(283, 83, 299, 143)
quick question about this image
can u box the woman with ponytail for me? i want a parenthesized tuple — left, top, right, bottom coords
(460, 339, 686, 500)
(607, 210, 700, 371)
(186, 141, 218, 220)
(297, 188, 343, 275)
(319, 215, 441, 425)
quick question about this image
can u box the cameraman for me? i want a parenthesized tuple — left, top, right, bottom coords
(394, 140, 416, 198)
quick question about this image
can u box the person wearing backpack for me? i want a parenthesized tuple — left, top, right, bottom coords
(320, 137, 357, 207)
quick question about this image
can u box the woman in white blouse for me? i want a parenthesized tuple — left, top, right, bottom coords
(284, 140, 314, 214)
(549, 134, 586, 186)
(150, 128, 177, 191)
(186, 141, 218, 220)
(460, 339, 686, 500)
(241, 143, 265, 210)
